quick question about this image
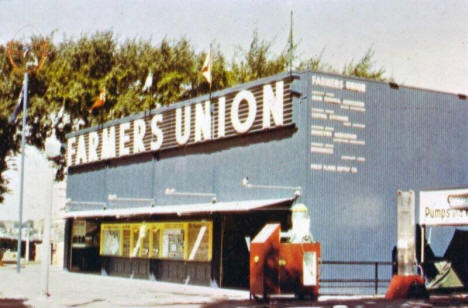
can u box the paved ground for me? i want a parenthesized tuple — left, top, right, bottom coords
(206, 295, 468, 308)
(0, 263, 467, 307)
(0, 263, 248, 307)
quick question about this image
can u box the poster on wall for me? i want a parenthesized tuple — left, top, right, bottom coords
(162, 228, 184, 259)
(420, 188, 468, 226)
(102, 229, 121, 255)
(72, 220, 86, 237)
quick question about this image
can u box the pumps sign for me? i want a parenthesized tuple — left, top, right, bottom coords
(420, 188, 468, 226)
(67, 78, 293, 167)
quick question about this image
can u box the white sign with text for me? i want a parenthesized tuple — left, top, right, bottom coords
(420, 188, 468, 226)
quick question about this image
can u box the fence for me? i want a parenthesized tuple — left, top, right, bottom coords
(321, 260, 394, 294)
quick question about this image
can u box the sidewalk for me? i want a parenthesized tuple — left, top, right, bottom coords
(2, 264, 468, 308)
(0, 263, 249, 307)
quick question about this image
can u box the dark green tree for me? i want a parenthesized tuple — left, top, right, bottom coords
(230, 31, 288, 84)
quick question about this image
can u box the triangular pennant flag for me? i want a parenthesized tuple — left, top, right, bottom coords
(142, 71, 153, 92)
(201, 49, 212, 85)
(89, 89, 106, 112)
(52, 104, 65, 127)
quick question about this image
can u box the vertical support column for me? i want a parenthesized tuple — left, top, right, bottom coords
(40, 166, 54, 297)
(374, 262, 379, 294)
(219, 215, 225, 288)
(63, 219, 72, 271)
(420, 225, 425, 264)
(210, 214, 223, 288)
(385, 190, 426, 300)
(25, 230, 30, 262)
(397, 190, 415, 276)
(152, 154, 157, 203)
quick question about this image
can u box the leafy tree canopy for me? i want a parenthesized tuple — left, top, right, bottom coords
(0, 30, 387, 202)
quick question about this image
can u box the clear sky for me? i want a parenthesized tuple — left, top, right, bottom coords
(1, 0, 467, 93)
(0, 0, 467, 220)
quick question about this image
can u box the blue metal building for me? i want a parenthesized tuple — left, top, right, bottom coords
(64, 71, 467, 294)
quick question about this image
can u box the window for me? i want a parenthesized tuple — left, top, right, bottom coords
(100, 221, 212, 261)
(151, 228, 160, 258)
(187, 222, 211, 261)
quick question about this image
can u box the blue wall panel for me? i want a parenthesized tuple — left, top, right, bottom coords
(305, 71, 468, 291)
(67, 164, 107, 204)
(106, 155, 153, 201)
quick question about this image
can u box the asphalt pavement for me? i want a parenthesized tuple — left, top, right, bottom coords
(0, 263, 467, 308)
(0, 263, 248, 307)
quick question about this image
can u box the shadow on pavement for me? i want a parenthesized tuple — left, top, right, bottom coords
(0, 299, 30, 308)
(202, 297, 392, 308)
(202, 295, 468, 308)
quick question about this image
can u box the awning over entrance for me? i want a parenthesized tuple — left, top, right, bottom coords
(62, 198, 294, 219)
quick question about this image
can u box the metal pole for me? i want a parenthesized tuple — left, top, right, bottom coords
(40, 165, 53, 298)
(374, 262, 378, 294)
(25, 228, 30, 263)
(219, 215, 225, 288)
(421, 225, 425, 264)
(16, 72, 28, 273)
(289, 10, 293, 76)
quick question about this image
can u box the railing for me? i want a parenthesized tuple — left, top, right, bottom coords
(321, 260, 394, 294)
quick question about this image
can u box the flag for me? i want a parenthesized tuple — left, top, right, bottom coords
(9, 84, 25, 124)
(201, 49, 212, 85)
(57, 103, 65, 120)
(53, 104, 65, 126)
(142, 71, 153, 92)
(89, 89, 106, 112)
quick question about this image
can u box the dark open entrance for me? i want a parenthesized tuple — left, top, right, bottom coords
(67, 219, 101, 273)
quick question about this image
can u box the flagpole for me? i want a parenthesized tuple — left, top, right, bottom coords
(201, 45, 213, 138)
(149, 86, 152, 115)
(16, 72, 28, 273)
(209, 80, 212, 104)
(289, 10, 294, 77)
(147, 75, 152, 115)
(209, 45, 212, 103)
(208, 45, 213, 140)
(99, 90, 104, 128)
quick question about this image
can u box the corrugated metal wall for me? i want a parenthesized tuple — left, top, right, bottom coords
(305, 71, 468, 292)
(67, 71, 468, 293)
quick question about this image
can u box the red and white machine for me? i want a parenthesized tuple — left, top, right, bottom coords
(250, 204, 321, 300)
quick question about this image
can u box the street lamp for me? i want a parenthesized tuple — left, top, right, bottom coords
(7, 33, 48, 274)
(41, 132, 61, 298)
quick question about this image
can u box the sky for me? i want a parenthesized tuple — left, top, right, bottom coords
(0, 0, 467, 221)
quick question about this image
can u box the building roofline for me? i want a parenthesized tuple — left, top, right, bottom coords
(66, 71, 300, 138)
(66, 69, 466, 139)
(309, 69, 468, 98)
